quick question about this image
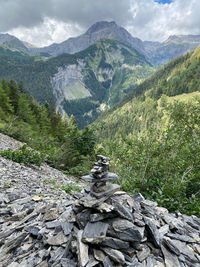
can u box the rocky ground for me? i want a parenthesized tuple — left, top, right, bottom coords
(0, 133, 200, 267)
(0, 132, 85, 198)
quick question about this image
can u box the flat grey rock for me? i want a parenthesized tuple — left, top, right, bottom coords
(103, 256, 115, 267)
(137, 245, 150, 262)
(144, 217, 160, 248)
(60, 258, 77, 267)
(112, 199, 134, 221)
(90, 183, 120, 199)
(46, 231, 68, 246)
(46, 220, 61, 229)
(61, 222, 73, 235)
(102, 247, 125, 264)
(93, 249, 105, 262)
(77, 230, 89, 267)
(108, 224, 144, 242)
(82, 222, 108, 244)
(161, 244, 181, 267)
(90, 212, 116, 222)
(101, 237, 129, 250)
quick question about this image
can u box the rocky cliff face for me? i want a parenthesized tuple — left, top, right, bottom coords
(49, 39, 154, 127)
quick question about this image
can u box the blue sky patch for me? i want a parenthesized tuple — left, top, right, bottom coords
(154, 0, 173, 4)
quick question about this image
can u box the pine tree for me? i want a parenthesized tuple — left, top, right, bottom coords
(8, 79, 19, 113)
(17, 93, 36, 125)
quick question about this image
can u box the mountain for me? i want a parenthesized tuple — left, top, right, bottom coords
(95, 45, 200, 139)
(28, 21, 200, 66)
(2, 22, 200, 66)
(144, 34, 200, 65)
(0, 33, 29, 52)
(0, 39, 154, 128)
(30, 21, 145, 57)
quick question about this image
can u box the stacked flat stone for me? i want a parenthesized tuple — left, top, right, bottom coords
(82, 154, 120, 198)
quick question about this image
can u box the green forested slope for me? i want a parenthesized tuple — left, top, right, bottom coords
(0, 79, 95, 173)
(0, 40, 154, 128)
(94, 46, 200, 216)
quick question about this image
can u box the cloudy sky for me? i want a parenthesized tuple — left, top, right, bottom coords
(0, 0, 199, 47)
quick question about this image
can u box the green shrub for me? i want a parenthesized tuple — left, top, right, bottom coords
(0, 144, 45, 166)
(61, 182, 82, 194)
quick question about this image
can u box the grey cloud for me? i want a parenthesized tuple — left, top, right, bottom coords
(2, 0, 200, 46)
(0, 0, 133, 32)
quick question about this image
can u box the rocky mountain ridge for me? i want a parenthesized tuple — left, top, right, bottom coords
(30, 21, 145, 57)
(0, 33, 29, 52)
(0, 133, 200, 267)
(2, 21, 200, 66)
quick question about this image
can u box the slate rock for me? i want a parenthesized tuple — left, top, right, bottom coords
(60, 258, 77, 267)
(103, 256, 115, 267)
(161, 244, 181, 267)
(61, 222, 73, 236)
(90, 212, 116, 222)
(137, 245, 151, 262)
(26, 226, 40, 237)
(46, 220, 61, 229)
(102, 247, 125, 264)
(46, 231, 68, 246)
(82, 222, 108, 244)
(76, 209, 92, 229)
(112, 199, 134, 221)
(163, 237, 199, 264)
(108, 224, 144, 242)
(90, 183, 120, 199)
(101, 237, 129, 250)
(93, 249, 105, 262)
(77, 230, 89, 267)
(144, 217, 160, 248)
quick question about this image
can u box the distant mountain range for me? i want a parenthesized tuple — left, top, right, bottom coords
(0, 21, 200, 127)
(0, 38, 154, 128)
(1, 21, 200, 66)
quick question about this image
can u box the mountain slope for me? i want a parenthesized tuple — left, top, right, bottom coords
(144, 34, 200, 65)
(0, 39, 154, 128)
(0, 33, 29, 52)
(30, 21, 145, 57)
(95, 45, 200, 139)
(94, 46, 200, 216)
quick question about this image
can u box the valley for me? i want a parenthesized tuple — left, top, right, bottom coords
(0, 20, 200, 217)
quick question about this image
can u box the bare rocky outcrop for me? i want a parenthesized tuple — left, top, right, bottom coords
(0, 136, 200, 267)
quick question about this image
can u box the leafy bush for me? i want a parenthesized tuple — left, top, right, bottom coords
(61, 182, 82, 194)
(104, 100, 200, 216)
(0, 144, 45, 166)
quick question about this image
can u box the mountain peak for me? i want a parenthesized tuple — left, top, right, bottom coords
(86, 21, 117, 34)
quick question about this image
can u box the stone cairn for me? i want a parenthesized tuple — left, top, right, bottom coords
(0, 155, 200, 266)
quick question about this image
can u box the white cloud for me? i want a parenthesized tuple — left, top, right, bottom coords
(9, 18, 84, 47)
(128, 0, 200, 41)
(3, 0, 200, 46)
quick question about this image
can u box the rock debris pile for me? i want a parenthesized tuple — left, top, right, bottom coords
(0, 154, 200, 267)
